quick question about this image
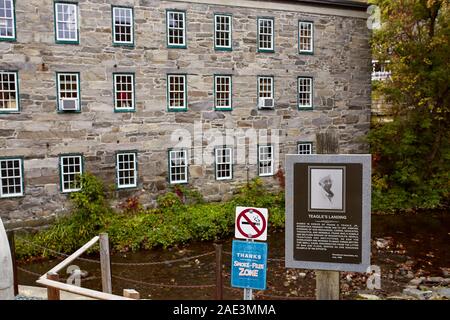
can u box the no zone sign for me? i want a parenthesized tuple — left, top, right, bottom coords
(235, 207, 268, 241)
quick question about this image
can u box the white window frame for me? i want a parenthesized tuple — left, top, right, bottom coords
(214, 75, 232, 110)
(57, 72, 80, 111)
(116, 152, 138, 189)
(214, 14, 232, 50)
(54, 2, 79, 43)
(258, 145, 274, 177)
(297, 142, 313, 155)
(0, 0, 15, 40)
(114, 73, 135, 111)
(258, 76, 274, 99)
(215, 147, 233, 181)
(166, 10, 186, 48)
(112, 6, 134, 45)
(0, 71, 19, 112)
(257, 18, 274, 52)
(299, 21, 314, 53)
(169, 149, 188, 184)
(167, 74, 187, 111)
(298, 77, 313, 109)
(0, 158, 23, 198)
(59, 154, 83, 193)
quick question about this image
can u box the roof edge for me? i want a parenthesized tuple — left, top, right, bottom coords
(257, 0, 370, 11)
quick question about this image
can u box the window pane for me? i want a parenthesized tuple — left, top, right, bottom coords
(0, 71, 18, 111)
(113, 7, 133, 44)
(55, 3, 78, 41)
(0, 158, 23, 197)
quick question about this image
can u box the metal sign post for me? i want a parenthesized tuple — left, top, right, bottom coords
(243, 239, 254, 301)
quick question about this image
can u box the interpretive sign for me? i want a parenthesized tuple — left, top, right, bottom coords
(285, 155, 371, 272)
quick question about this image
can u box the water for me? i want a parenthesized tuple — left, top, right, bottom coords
(18, 211, 450, 300)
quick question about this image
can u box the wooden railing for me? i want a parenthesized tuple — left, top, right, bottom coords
(36, 233, 139, 300)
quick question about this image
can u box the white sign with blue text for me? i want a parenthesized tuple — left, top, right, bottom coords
(231, 240, 268, 290)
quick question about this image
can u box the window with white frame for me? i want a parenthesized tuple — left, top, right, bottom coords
(298, 77, 313, 109)
(0, 158, 23, 198)
(298, 142, 313, 155)
(57, 73, 80, 111)
(0, 71, 19, 112)
(258, 18, 274, 51)
(299, 21, 313, 53)
(0, 0, 15, 40)
(116, 152, 137, 189)
(167, 10, 186, 47)
(60, 155, 83, 193)
(169, 150, 188, 184)
(214, 14, 231, 50)
(215, 75, 231, 110)
(114, 73, 135, 111)
(215, 147, 232, 180)
(112, 7, 133, 45)
(258, 145, 274, 176)
(167, 74, 186, 110)
(55, 2, 78, 43)
(258, 77, 273, 99)
(258, 76, 274, 109)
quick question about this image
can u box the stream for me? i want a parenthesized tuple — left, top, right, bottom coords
(17, 211, 450, 300)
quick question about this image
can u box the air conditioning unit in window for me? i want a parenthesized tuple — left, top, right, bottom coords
(60, 98, 78, 111)
(258, 97, 274, 109)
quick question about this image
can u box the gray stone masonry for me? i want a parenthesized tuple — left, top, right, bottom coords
(0, 0, 371, 224)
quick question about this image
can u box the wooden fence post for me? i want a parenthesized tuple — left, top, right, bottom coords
(47, 272, 60, 300)
(123, 289, 140, 299)
(7, 231, 18, 296)
(214, 243, 223, 300)
(315, 130, 341, 300)
(99, 233, 112, 294)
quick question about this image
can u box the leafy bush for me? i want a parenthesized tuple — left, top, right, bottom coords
(16, 177, 285, 260)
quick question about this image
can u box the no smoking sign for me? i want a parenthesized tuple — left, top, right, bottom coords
(235, 207, 268, 241)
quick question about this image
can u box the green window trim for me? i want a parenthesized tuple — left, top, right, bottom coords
(168, 148, 189, 184)
(111, 6, 135, 47)
(297, 141, 314, 154)
(0, 0, 17, 42)
(56, 72, 81, 113)
(54, 1, 80, 45)
(257, 17, 274, 53)
(297, 76, 314, 110)
(214, 74, 232, 111)
(298, 20, 314, 55)
(214, 13, 232, 51)
(166, 9, 187, 49)
(257, 75, 275, 109)
(214, 146, 233, 181)
(58, 153, 84, 194)
(116, 151, 138, 190)
(113, 72, 136, 113)
(0, 70, 20, 113)
(0, 156, 24, 198)
(166, 73, 187, 112)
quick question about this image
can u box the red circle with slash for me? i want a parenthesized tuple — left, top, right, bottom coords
(236, 208, 267, 239)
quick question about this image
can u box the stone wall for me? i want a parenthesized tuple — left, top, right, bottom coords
(0, 0, 371, 225)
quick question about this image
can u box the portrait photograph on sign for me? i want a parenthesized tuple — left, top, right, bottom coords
(308, 166, 346, 213)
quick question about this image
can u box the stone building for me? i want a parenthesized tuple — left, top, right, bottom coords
(0, 0, 371, 227)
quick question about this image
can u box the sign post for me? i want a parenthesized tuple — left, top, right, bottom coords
(232, 207, 269, 300)
(285, 153, 371, 300)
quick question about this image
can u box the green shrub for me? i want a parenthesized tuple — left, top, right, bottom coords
(16, 177, 286, 259)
